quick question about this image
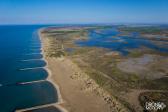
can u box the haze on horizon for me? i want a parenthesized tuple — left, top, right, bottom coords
(0, 0, 168, 25)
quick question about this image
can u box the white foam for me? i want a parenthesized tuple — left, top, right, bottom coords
(25, 53, 42, 55)
(21, 59, 43, 62)
(19, 67, 44, 71)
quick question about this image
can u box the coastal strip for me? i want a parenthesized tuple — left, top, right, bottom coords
(37, 27, 130, 112)
(16, 29, 67, 112)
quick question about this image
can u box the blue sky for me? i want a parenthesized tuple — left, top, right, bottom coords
(0, 0, 168, 24)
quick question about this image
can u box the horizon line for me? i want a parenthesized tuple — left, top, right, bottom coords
(0, 22, 168, 26)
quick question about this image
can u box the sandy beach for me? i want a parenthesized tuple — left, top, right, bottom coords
(39, 28, 128, 112)
(40, 29, 110, 112)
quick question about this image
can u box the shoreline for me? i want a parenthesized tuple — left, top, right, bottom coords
(38, 29, 67, 112)
(16, 29, 67, 112)
(38, 27, 130, 112)
(39, 29, 64, 104)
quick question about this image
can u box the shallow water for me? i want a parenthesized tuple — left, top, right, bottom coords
(0, 25, 58, 112)
(76, 28, 168, 55)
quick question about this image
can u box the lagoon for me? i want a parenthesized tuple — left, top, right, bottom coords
(76, 28, 168, 55)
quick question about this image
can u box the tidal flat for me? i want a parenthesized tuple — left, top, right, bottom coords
(41, 25, 168, 112)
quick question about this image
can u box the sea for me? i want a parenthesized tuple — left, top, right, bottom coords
(0, 25, 58, 112)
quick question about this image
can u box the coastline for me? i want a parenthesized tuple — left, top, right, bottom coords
(39, 29, 64, 104)
(38, 27, 130, 112)
(16, 29, 67, 112)
(38, 29, 67, 112)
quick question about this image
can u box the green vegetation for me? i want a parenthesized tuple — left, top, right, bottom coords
(42, 28, 89, 58)
(128, 47, 168, 58)
(85, 68, 109, 87)
(47, 50, 65, 57)
(128, 51, 144, 57)
(144, 78, 168, 90)
(41, 29, 80, 34)
(118, 26, 168, 35)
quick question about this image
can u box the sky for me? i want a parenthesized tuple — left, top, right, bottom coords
(0, 0, 168, 24)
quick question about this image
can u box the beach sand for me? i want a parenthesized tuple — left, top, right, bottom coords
(39, 30, 112, 112)
(46, 57, 112, 112)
